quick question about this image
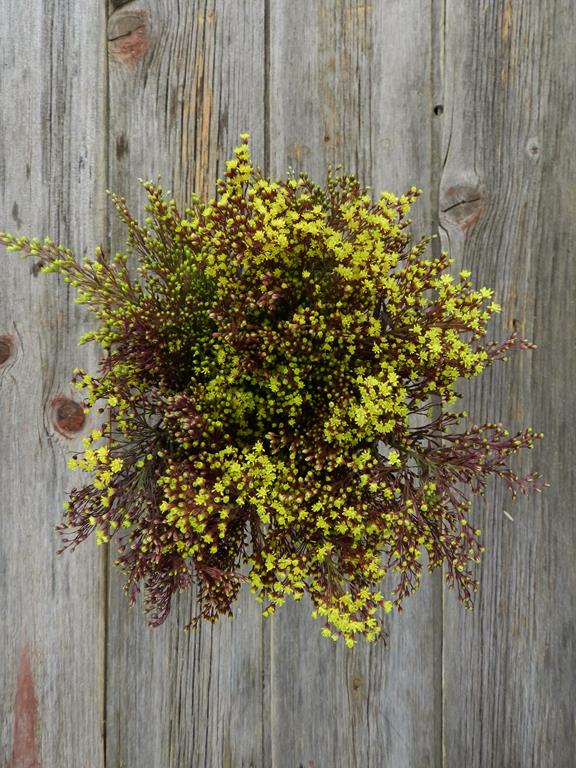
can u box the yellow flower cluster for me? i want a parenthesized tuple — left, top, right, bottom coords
(0, 136, 542, 643)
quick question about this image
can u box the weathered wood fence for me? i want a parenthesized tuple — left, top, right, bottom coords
(1, 1, 574, 766)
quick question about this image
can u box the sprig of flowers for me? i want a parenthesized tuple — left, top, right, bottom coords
(0, 135, 544, 645)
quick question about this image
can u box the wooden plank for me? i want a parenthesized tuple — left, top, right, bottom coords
(105, 3, 269, 767)
(0, 1, 107, 766)
(440, 2, 576, 766)
(267, 2, 442, 766)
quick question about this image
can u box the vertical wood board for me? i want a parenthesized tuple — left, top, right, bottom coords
(268, 2, 442, 766)
(105, 3, 268, 767)
(0, 1, 107, 766)
(440, 2, 576, 766)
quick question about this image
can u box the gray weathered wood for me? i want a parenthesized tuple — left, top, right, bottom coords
(105, 3, 269, 767)
(0, 1, 107, 766)
(1, 1, 575, 765)
(268, 3, 442, 766)
(439, 2, 576, 766)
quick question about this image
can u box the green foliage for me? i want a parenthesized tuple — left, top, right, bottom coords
(0, 136, 543, 646)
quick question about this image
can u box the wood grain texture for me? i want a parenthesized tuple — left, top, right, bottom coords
(268, 3, 442, 766)
(439, 2, 576, 766)
(1, 0, 574, 765)
(0, 1, 107, 766)
(105, 3, 269, 767)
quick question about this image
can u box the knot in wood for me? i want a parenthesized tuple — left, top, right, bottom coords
(440, 180, 486, 235)
(52, 397, 85, 437)
(108, 10, 151, 66)
(0, 336, 13, 365)
(526, 137, 541, 162)
(350, 674, 365, 696)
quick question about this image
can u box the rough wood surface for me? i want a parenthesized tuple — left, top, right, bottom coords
(0, 1, 107, 766)
(267, 3, 442, 767)
(105, 3, 269, 767)
(439, 2, 576, 767)
(0, 1, 574, 766)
